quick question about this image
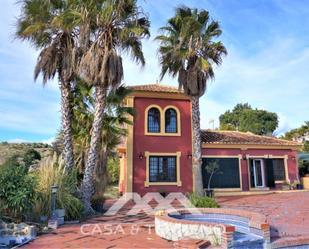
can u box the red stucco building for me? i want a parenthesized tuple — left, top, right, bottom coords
(118, 84, 301, 195)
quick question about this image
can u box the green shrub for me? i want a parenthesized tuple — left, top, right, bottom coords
(91, 194, 106, 213)
(103, 185, 119, 199)
(299, 160, 309, 177)
(33, 160, 84, 221)
(0, 156, 36, 219)
(304, 141, 309, 152)
(188, 193, 220, 208)
(107, 157, 119, 184)
(23, 149, 41, 168)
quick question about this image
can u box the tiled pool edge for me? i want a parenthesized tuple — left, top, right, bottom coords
(155, 208, 270, 249)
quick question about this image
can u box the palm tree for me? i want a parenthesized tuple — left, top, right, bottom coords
(156, 6, 227, 195)
(71, 81, 94, 173)
(71, 83, 134, 211)
(16, 0, 77, 173)
(94, 86, 134, 196)
(78, 0, 150, 213)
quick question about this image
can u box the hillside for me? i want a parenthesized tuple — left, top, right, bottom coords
(0, 142, 51, 165)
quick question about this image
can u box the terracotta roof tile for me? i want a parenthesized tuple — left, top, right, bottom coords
(201, 130, 301, 146)
(128, 84, 183, 93)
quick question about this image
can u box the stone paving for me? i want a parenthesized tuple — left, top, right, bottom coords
(23, 214, 176, 248)
(216, 191, 309, 245)
(23, 200, 177, 249)
(23, 192, 309, 248)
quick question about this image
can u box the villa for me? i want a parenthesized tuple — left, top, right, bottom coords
(118, 84, 302, 195)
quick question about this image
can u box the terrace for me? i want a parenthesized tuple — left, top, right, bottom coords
(21, 191, 309, 248)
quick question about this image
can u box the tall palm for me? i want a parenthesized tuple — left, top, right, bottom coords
(94, 86, 134, 196)
(77, 0, 150, 213)
(16, 0, 77, 173)
(73, 86, 134, 197)
(156, 6, 227, 195)
(71, 81, 95, 173)
(71, 83, 134, 210)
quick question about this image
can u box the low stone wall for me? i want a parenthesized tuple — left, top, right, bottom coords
(155, 208, 270, 249)
(0, 220, 36, 247)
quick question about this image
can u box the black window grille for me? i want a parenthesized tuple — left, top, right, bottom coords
(165, 108, 177, 133)
(202, 158, 240, 188)
(149, 156, 177, 182)
(272, 159, 286, 181)
(148, 107, 160, 133)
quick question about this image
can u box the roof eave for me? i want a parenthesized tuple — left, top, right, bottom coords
(202, 143, 302, 150)
(127, 90, 191, 100)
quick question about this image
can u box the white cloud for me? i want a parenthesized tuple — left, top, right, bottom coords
(41, 137, 55, 145)
(0, 1, 60, 139)
(275, 113, 292, 136)
(7, 136, 54, 144)
(0, 100, 60, 135)
(7, 138, 31, 143)
(122, 39, 178, 87)
(1, 0, 309, 141)
(121, 26, 309, 136)
(200, 37, 309, 134)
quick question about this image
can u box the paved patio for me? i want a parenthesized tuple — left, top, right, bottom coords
(23, 214, 176, 248)
(23, 192, 309, 248)
(23, 200, 177, 249)
(217, 191, 309, 247)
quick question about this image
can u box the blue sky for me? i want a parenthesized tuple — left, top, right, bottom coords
(1, 0, 309, 143)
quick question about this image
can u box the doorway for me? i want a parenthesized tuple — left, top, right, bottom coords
(252, 159, 265, 188)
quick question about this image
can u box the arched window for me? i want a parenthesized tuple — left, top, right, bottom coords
(165, 108, 177, 133)
(148, 107, 160, 133)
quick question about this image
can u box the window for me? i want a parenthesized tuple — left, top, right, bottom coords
(272, 159, 286, 181)
(145, 105, 181, 136)
(149, 156, 176, 182)
(145, 152, 181, 187)
(148, 107, 160, 133)
(202, 158, 241, 189)
(165, 108, 177, 133)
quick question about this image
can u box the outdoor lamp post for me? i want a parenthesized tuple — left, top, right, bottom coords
(51, 185, 58, 217)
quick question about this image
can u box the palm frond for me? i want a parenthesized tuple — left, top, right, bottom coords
(156, 5, 227, 97)
(78, 0, 150, 88)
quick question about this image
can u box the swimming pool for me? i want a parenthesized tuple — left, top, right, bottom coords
(155, 208, 270, 249)
(170, 213, 265, 248)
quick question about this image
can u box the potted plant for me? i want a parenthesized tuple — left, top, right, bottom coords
(204, 160, 221, 198)
(291, 180, 301, 190)
(296, 180, 303, 190)
(281, 180, 290, 191)
(158, 188, 167, 197)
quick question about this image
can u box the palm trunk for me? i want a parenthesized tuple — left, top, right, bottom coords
(81, 86, 107, 215)
(95, 148, 109, 196)
(191, 95, 204, 196)
(79, 23, 90, 53)
(60, 82, 74, 173)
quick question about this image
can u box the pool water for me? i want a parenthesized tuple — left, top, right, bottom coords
(233, 232, 264, 248)
(170, 214, 264, 248)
